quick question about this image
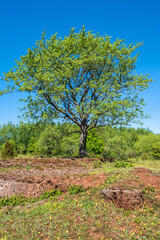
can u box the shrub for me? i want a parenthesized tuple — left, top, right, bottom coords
(141, 152, 152, 160)
(1, 141, 14, 159)
(114, 161, 133, 168)
(0, 195, 26, 207)
(135, 134, 160, 159)
(104, 136, 128, 160)
(0, 189, 63, 208)
(93, 160, 103, 168)
(39, 189, 63, 200)
(87, 129, 104, 155)
(68, 185, 85, 195)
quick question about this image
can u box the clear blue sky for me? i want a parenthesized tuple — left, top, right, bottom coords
(0, 0, 160, 133)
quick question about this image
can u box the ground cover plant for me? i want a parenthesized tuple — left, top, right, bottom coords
(0, 158, 160, 239)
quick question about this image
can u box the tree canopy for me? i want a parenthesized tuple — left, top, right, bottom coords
(2, 27, 152, 156)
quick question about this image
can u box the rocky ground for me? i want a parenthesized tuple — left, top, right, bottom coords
(0, 157, 160, 203)
(0, 157, 106, 198)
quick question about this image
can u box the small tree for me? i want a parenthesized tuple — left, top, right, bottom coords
(2, 27, 152, 156)
(104, 136, 128, 159)
(135, 133, 160, 159)
(1, 141, 14, 159)
(87, 129, 104, 156)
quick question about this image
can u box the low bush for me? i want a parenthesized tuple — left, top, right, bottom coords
(39, 189, 63, 199)
(114, 161, 133, 168)
(68, 185, 85, 195)
(0, 195, 27, 207)
(0, 189, 63, 208)
(92, 160, 103, 168)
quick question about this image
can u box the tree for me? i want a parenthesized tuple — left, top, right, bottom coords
(135, 133, 160, 159)
(2, 27, 152, 157)
(104, 135, 128, 159)
(87, 129, 104, 156)
(1, 140, 14, 159)
(36, 125, 62, 156)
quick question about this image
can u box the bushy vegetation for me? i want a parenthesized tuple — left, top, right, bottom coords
(114, 160, 133, 168)
(68, 185, 86, 195)
(1, 140, 14, 159)
(0, 121, 159, 160)
(92, 160, 103, 168)
(0, 189, 63, 208)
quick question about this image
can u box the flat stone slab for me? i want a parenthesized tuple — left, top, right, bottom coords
(0, 179, 44, 198)
(100, 189, 144, 210)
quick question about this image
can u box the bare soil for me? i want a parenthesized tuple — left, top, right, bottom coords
(0, 157, 160, 200)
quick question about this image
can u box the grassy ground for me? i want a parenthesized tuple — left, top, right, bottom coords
(0, 159, 160, 240)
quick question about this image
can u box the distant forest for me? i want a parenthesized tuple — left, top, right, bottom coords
(0, 121, 160, 160)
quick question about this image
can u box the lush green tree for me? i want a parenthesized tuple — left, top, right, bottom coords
(36, 125, 62, 156)
(61, 134, 79, 156)
(27, 137, 37, 153)
(135, 133, 160, 159)
(2, 27, 152, 156)
(9, 139, 18, 155)
(16, 121, 46, 153)
(87, 129, 104, 156)
(104, 135, 128, 159)
(0, 122, 17, 148)
(36, 123, 79, 156)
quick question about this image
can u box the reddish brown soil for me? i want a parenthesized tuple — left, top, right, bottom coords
(0, 157, 106, 197)
(0, 158, 160, 200)
(114, 168, 160, 190)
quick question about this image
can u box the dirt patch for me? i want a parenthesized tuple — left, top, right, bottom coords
(0, 157, 107, 197)
(133, 167, 160, 189)
(0, 158, 160, 200)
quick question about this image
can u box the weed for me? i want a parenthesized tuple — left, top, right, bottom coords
(147, 186, 156, 192)
(114, 161, 133, 168)
(68, 185, 86, 195)
(0, 189, 63, 208)
(93, 160, 103, 168)
(26, 166, 32, 170)
(134, 217, 141, 224)
(0, 195, 26, 207)
(142, 189, 147, 194)
(124, 210, 131, 216)
(39, 189, 63, 199)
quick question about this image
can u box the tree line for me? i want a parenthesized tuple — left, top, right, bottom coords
(0, 121, 160, 160)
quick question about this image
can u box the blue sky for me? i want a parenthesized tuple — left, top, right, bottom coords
(0, 0, 160, 132)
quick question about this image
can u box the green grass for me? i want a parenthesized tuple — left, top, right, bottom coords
(0, 159, 160, 239)
(89, 158, 160, 175)
(134, 158, 160, 170)
(0, 189, 63, 208)
(0, 166, 22, 172)
(0, 187, 159, 239)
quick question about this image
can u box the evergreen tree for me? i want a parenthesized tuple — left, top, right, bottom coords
(1, 141, 14, 159)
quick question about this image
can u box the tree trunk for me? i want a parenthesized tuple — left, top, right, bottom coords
(79, 125, 87, 157)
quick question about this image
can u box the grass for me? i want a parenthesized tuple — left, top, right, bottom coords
(0, 166, 22, 172)
(0, 159, 160, 239)
(134, 158, 160, 170)
(0, 188, 159, 239)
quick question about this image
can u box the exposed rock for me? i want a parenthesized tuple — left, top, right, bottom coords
(100, 189, 144, 210)
(0, 179, 44, 198)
